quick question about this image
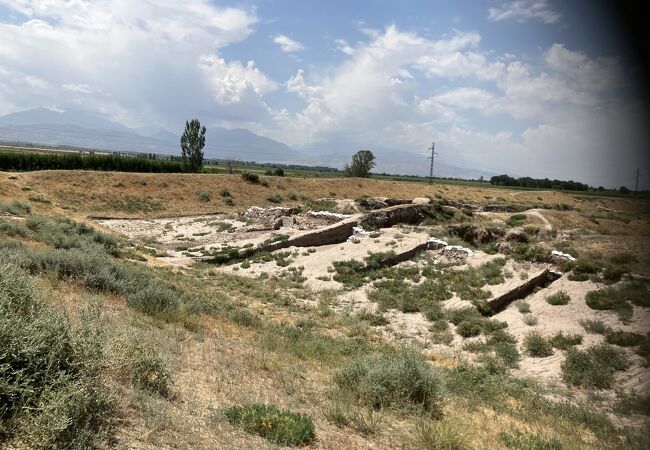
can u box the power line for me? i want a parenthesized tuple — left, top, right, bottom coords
(635, 168, 640, 194)
(427, 141, 437, 185)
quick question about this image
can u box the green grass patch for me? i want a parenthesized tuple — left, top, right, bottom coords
(549, 332, 583, 350)
(546, 291, 570, 306)
(605, 330, 644, 347)
(225, 404, 315, 446)
(524, 331, 553, 357)
(561, 345, 628, 389)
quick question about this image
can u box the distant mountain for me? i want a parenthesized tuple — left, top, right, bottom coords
(0, 108, 494, 178)
(0, 107, 131, 133)
(0, 108, 301, 164)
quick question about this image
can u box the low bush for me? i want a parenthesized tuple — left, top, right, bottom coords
(241, 171, 260, 184)
(219, 187, 231, 197)
(123, 340, 172, 397)
(495, 343, 521, 368)
(515, 300, 531, 313)
(605, 330, 644, 347)
(522, 314, 538, 326)
(561, 345, 628, 389)
(333, 348, 444, 416)
(456, 320, 482, 338)
(579, 318, 608, 334)
(549, 332, 583, 350)
(524, 331, 553, 357)
(126, 284, 180, 318)
(225, 404, 314, 446)
(267, 193, 283, 204)
(546, 291, 570, 305)
(223, 196, 234, 206)
(0, 264, 110, 448)
(586, 286, 634, 321)
(197, 190, 211, 202)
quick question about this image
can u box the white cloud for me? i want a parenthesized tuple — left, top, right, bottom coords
(199, 55, 277, 104)
(273, 34, 304, 52)
(488, 1, 560, 24)
(334, 39, 355, 55)
(0, 0, 269, 127)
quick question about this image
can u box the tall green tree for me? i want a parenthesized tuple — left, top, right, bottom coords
(344, 150, 376, 178)
(180, 119, 206, 173)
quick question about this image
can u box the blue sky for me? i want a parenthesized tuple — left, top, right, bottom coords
(0, 0, 647, 187)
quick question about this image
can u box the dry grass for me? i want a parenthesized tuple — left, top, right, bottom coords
(0, 170, 596, 218)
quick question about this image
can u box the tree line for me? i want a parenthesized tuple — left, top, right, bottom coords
(0, 151, 184, 173)
(490, 174, 590, 191)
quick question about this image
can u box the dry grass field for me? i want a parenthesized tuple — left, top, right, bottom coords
(1, 169, 649, 449)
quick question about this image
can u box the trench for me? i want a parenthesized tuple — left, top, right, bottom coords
(202, 203, 429, 264)
(485, 268, 562, 314)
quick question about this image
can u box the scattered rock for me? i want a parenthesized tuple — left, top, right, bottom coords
(496, 241, 515, 255)
(357, 197, 388, 210)
(550, 250, 576, 263)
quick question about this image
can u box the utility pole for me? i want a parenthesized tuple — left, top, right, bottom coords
(635, 168, 640, 194)
(427, 141, 437, 185)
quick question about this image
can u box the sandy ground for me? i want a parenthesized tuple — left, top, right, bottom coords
(95, 204, 650, 396)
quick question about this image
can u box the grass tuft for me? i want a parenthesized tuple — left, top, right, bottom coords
(225, 404, 315, 446)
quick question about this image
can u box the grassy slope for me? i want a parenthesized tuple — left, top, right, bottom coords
(1, 171, 649, 448)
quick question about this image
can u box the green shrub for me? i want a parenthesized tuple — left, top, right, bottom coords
(549, 332, 583, 350)
(267, 193, 283, 204)
(546, 291, 570, 305)
(0, 264, 110, 448)
(578, 318, 607, 334)
(125, 284, 179, 318)
(219, 187, 231, 197)
(524, 331, 553, 357)
(586, 287, 633, 321)
(447, 307, 481, 325)
(495, 343, 521, 368)
(606, 330, 644, 347)
(561, 345, 628, 389)
(516, 300, 531, 313)
(225, 404, 315, 446)
(197, 190, 211, 202)
(0, 199, 32, 215)
(522, 314, 538, 326)
(223, 196, 234, 206)
(333, 348, 444, 416)
(456, 320, 482, 338)
(241, 171, 260, 184)
(124, 341, 172, 397)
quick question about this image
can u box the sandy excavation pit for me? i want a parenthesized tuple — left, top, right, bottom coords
(97, 199, 650, 397)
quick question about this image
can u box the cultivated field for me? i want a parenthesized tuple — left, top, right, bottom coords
(1, 170, 649, 449)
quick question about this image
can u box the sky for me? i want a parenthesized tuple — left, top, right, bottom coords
(0, 0, 648, 188)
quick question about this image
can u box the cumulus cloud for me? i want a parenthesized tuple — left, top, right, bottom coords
(0, 0, 270, 128)
(488, 0, 561, 24)
(273, 34, 304, 52)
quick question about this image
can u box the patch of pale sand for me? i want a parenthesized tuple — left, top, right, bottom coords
(496, 275, 650, 394)
(335, 289, 377, 312)
(443, 294, 474, 310)
(382, 309, 431, 344)
(218, 226, 432, 288)
(97, 214, 279, 251)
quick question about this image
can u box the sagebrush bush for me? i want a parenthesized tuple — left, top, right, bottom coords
(0, 264, 110, 448)
(546, 291, 570, 306)
(561, 345, 628, 389)
(124, 341, 172, 397)
(333, 348, 444, 416)
(125, 284, 179, 318)
(515, 300, 531, 313)
(586, 286, 633, 321)
(456, 320, 482, 338)
(267, 193, 283, 204)
(197, 190, 211, 202)
(523, 331, 553, 357)
(225, 404, 315, 446)
(605, 330, 644, 347)
(549, 332, 583, 350)
(579, 318, 607, 334)
(241, 171, 260, 183)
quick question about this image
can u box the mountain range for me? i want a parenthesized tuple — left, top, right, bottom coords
(0, 108, 494, 179)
